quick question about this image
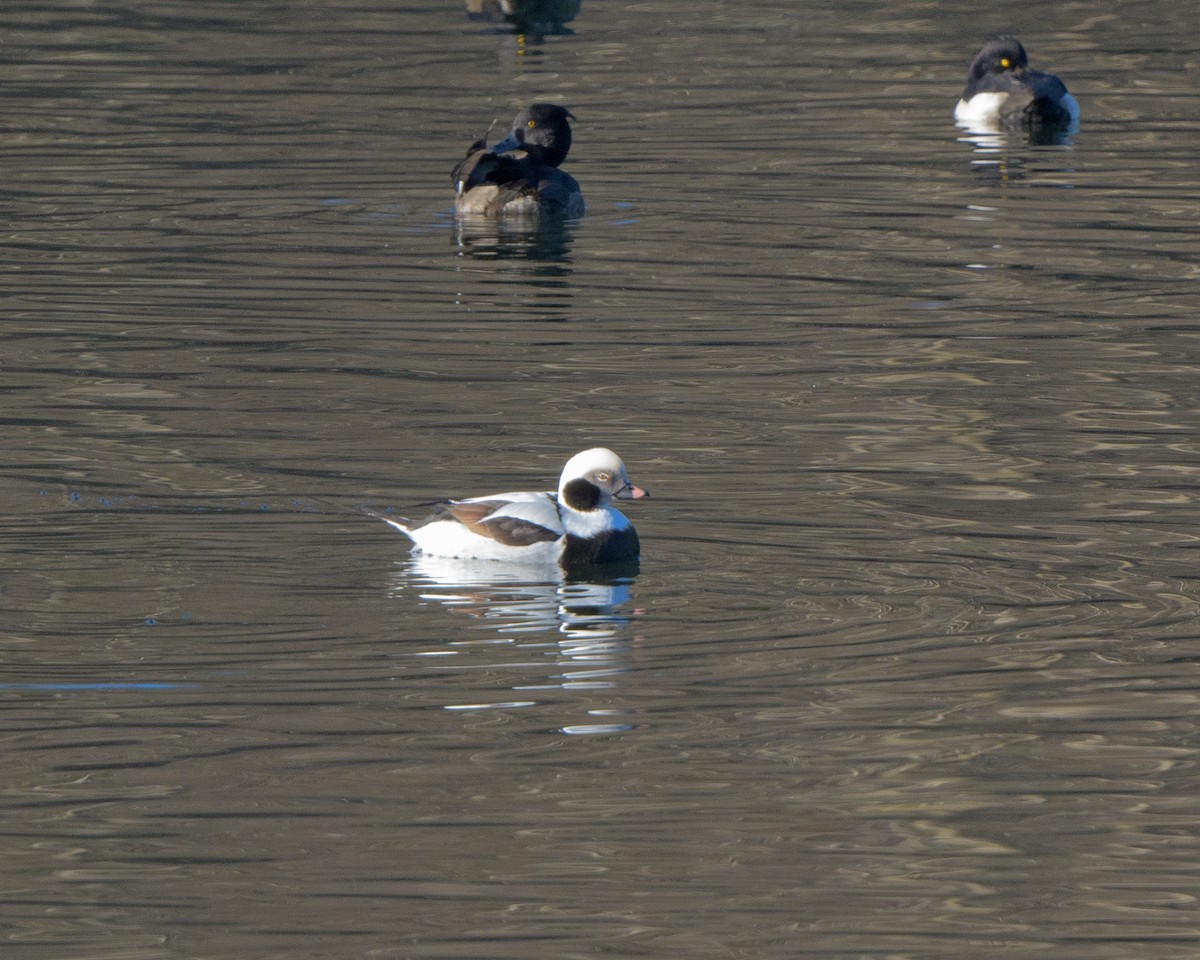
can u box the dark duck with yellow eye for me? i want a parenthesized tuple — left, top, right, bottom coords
(452, 103, 584, 217)
(954, 36, 1079, 135)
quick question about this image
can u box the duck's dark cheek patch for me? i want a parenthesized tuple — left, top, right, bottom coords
(562, 478, 602, 511)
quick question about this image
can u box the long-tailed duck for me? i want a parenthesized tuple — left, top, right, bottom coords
(452, 103, 584, 217)
(954, 36, 1079, 136)
(371, 448, 646, 566)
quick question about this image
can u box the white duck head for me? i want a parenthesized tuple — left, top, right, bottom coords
(557, 448, 648, 513)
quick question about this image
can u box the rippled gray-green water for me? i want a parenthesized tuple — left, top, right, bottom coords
(4, 2, 1200, 958)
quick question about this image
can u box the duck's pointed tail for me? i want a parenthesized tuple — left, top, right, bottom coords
(361, 507, 415, 540)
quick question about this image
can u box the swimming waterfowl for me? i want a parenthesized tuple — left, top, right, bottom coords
(465, 0, 581, 37)
(954, 36, 1079, 135)
(452, 103, 584, 217)
(370, 448, 646, 566)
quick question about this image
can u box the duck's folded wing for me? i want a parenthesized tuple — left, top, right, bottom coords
(440, 497, 563, 546)
(1025, 72, 1074, 125)
(531, 171, 582, 214)
(1027, 70, 1069, 104)
(461, 490, 555, 504)
(451, 139, 490, 190)
(452, 145, 531, 197)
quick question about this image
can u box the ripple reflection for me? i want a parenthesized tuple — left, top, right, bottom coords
(389, 556, 643, 734)
(452, 213, 577, 263)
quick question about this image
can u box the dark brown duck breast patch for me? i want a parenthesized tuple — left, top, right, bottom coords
(562, 527, 640, 566)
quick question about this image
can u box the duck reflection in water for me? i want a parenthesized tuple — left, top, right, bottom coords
(401, 554, 639, 642)
(465, 0, 581, 37)
(453, 212, 575, 262)
(394, 556, 643, 733)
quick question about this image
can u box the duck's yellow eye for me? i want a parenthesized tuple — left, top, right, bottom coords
(527, 119, 536, 128)
(596, 471, 609, 482)
(1000, 57, 1011, 68)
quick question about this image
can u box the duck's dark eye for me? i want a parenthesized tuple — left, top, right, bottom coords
(1000, 57, 1012, 68)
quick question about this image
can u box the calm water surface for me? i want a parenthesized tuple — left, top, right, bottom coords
(4, 1, 1200, 958)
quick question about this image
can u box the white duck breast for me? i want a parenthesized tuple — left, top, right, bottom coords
(954, 91, 1009, 131)
(372, 448, 647, 567)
